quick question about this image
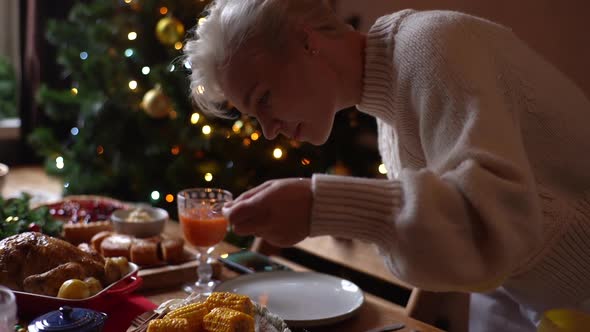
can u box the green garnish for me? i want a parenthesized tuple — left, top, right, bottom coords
(0, 193, 63, 240)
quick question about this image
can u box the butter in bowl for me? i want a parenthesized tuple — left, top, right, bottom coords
(110, 206, 168, 238)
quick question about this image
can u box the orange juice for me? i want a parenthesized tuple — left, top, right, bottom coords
(179, 213, 228, 248)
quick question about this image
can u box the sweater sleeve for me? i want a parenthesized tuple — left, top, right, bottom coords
(310, 11, 544, 292)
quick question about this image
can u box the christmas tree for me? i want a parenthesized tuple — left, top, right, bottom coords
(29, 0, 383, 221)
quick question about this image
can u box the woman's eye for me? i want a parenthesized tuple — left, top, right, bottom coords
(257, 91, 271, 108)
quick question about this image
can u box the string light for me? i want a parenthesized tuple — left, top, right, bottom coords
(273, 147, 284, 159)
(289, 139, 301, 148)
(97, 145, 104, 155)
(301, 158, 311, 166)
(141, 66, 150, 75)
(174, 42, 183, 50)
(124, 48, 134, 57)
(70, 127, 79, 136)
(128, 32, 137, 40)
(80, 52, 88, 60)
(56, 156, 65, 169)
(169, 65, 175, 72)
(202, 125, 212, 135)
(184, 60, 191, 69)
(198, 17, 207, 26)
(124, 0, 133, 3)
(243, 138, 251, 147)
(171, 145, 180, 155)
(232, 120, 243, 133)
(190, 113, 200, 124)
(71, 88, 78, 95)
(378, 163, 388, 174)
(159, 7, 168, 15)
(250, 132, 260, 141)
(204, 173, 213, 182)
(128, 80, 138, 90)
(165, 194, 174, 203)
(151, 191, 160, 200)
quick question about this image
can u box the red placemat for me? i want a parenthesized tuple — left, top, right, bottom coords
(103, 294, 157, 332)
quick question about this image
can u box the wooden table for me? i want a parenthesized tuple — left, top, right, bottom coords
(3, 166, 442, 332)
(145, 221, 442, 332)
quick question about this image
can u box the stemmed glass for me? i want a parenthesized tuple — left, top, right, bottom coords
(177, 188, 232, 295)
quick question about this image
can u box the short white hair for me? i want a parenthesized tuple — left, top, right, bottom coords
(183, 0, 350, 119)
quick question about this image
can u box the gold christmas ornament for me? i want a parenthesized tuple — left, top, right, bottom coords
(141, 85, 173, 119)
(155, 16, 185, 45)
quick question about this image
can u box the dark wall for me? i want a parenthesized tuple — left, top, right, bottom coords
(336, 0, 590, 98)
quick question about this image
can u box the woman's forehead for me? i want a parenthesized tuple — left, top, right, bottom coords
(221, 50, 266, 110)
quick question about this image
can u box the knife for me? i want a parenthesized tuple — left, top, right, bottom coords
(364, 322, 406, 332)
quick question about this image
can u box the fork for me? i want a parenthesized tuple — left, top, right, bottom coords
(130, 310, 156, 328)
(129, 307, 171, 332)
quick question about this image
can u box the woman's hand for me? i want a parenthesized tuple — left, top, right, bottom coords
(222, 178, 312, 247)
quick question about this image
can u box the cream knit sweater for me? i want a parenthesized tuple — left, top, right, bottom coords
(310, 10, 590, 313)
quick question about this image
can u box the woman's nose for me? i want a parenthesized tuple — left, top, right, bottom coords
(259, 118, 282, 140)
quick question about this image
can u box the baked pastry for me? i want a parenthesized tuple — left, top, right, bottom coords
(39, 195, 127, 244)
(130, 239, 161, 266)
(161, 237, 185, 264)
(63, 221, 113, 245)
(100, 234, 132, 258)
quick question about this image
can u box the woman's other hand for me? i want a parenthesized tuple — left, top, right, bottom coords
(222, 178, 312, 247)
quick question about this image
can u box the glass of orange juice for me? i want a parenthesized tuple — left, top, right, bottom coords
(177, 188, 232, 295)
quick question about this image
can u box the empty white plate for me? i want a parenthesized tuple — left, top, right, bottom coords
(215, 271, 364, 327)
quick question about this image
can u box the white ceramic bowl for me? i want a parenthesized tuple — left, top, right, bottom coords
(0, 163, 9, 193)
(110, 206, 168, 238)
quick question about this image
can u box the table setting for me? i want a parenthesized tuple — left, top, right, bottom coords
(1, 169, 441, 332)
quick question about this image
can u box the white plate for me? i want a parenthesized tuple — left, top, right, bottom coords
(215, 271, 364, 327)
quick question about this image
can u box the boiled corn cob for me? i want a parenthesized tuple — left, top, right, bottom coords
(147, 318, 191, 332)
(202, 307, 255, 332)
(204, 292, 255, 316)
(165, 302, 209, 328)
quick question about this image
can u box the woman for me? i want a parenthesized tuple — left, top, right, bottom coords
(183, 0, 590, 330)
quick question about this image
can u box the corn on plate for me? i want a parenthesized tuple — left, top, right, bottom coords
(146, 292, 291, 332)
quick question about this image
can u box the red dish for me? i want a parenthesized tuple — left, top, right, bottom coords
(41, 195, 128, 224)
(14, 262, 142, 319)
(36, 195, 132, 244)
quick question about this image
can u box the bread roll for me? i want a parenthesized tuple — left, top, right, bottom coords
(91, 231, 114, 251)
(161, 237, 184, 264)
(100, 234, 132, 258)
(130, 239, 161, 266)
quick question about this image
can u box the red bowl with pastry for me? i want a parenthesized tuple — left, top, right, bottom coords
(0, 232, 142, 319)
(37, 195, 131, 245)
